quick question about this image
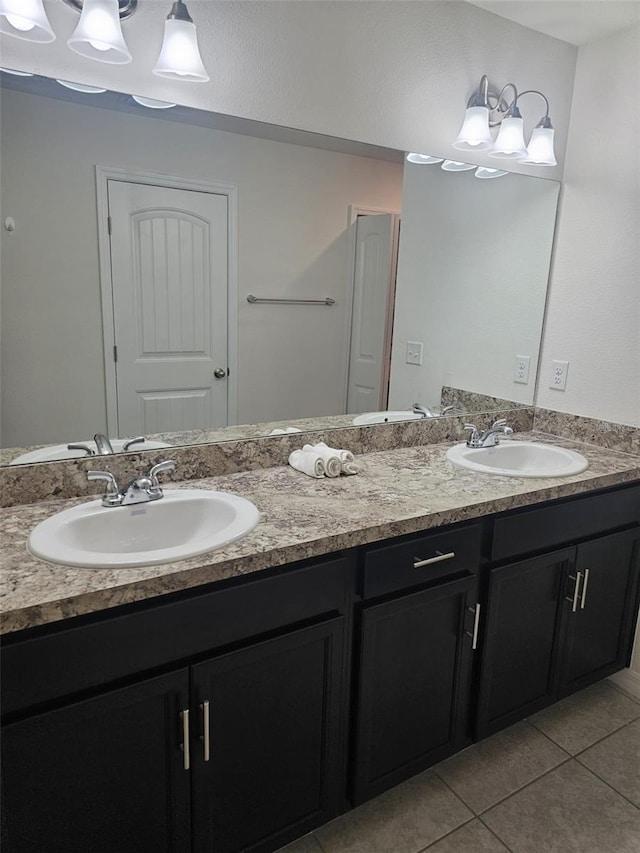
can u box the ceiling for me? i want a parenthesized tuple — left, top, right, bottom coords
(466, 0, 640, 45)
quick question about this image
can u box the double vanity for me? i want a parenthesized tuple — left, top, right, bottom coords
(1, 430, 639, 853)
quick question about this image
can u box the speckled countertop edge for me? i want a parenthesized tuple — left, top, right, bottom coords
(1, 432, 639, 636)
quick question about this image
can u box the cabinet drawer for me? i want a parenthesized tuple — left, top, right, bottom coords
(362, 524, 481, 599)
(491, 485, 640, 562)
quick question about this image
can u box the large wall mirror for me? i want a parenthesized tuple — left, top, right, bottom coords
(0, 74, 559, 466)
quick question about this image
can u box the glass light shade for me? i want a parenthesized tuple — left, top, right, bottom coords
(490, 116, 527, 159)
(1, 67, 34, 76)
(67, 0, 132, 65)
(132, 95, 177, 109)
(0, 0, 55, 42)
(56, 79, 107, 93)
(519, 126, 557, 166)
(452, 106, 493, 151)
(441, 160, 476, 172)
(406, 153, 443, 164)
(475, 167, 508, 179)
(153, 18, 209, 82)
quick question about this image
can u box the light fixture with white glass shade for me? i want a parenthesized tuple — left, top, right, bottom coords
(0, 0, 55, 43)
(453, 75, 557, 167)
(441, 160, 476, 172)
(56, 78, 107, 92)
(66, 0, 132, 64)
(475, 167, 508, 179)
(132, 94, 176, 109)
(153, 0, 209, 82)
(406, 153, 444, 164)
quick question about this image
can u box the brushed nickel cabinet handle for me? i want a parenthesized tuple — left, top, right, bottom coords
(580, 568, 590, 610)
(180, 709, 190, 771)
(201, 700, 210, 762)
(566, 572, 583, 613)
(413, 551, 455, 569)
(465, 603, 481, 650)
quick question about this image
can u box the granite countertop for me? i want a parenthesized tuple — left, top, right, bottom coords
(1, 433, 639, 636)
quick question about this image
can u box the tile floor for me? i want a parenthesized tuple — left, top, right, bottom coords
(277, 680, 640, 853)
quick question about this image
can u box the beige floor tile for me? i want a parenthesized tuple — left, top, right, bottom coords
(528, 680, 640, 754)
(314, 770, 472, 853)
(435, 720, 568, 813)
(578, 718, 640, 806)
(483, 759, 640, 853)
(421, 819, 509, 852)
(276, 834, 324, 853)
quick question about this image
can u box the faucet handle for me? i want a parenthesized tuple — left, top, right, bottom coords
(68, 443, 96, 456)
(492, 419, 514, 436)
(87, 470, 121, 506)
(463, 424, 480, 447)
(122, 436, 146, 451)
(148, 460, 176, 493)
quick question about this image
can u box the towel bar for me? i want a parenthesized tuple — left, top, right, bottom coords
(247, 294, 335, 306)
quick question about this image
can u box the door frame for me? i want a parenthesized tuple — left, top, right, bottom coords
(95, 166, 239, 436)
(342, 205, 400, 412)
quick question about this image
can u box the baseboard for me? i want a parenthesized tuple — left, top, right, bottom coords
(608, 668, 640, 701)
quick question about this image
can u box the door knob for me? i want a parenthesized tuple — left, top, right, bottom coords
(213, 368, 227, 379)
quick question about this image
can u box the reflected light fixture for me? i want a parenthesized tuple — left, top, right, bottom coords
(0, 67, 34, 76)
(475, 167, 508, 180)
(132, 94, 176, 109)
(406, 153, 444, 165)
(441, 160, 475, 172)
(56, 78, 107, 92)
(454, 75, 557, 166)
(0, 0, 55, 42)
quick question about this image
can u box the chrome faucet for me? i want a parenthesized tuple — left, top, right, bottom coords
(464, 419, 514, 448)
(412, 402, 436, 418)
(87, 460, 176, 508)
(93, 433, 115, 455)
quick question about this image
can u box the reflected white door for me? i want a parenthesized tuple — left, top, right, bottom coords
(346, 214, 396, 413)
(107, 180, 228, 435)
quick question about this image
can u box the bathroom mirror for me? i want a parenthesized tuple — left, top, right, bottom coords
(0, 73, 559, 465)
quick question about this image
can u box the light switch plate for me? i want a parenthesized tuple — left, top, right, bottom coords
(549, 359, 569, 391)
(406, 341, 423, 365)
(514, 355, 530, 384)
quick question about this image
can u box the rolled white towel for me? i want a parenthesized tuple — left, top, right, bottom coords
(302, 443, 341, 477)
(312, 442, 360, 475)
(288, 449, 326, 478)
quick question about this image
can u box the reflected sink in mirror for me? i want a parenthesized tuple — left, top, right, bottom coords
(352, 411, 423, 426)
(446, 441, 589, 478)
(10, 439, 172, 465)
(28, 489, 261, 568)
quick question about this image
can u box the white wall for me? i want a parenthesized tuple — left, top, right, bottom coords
(388, 163, 558, 411)
(0, 89, 402, 446)
(537, 26, 640, 427)
(0, 1, 576, 180)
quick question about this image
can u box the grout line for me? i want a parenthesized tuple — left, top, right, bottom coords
(413, 815, 476, 852)
(476, 755, 574, 816)
(311, 831, 328, 853)
(573, 754, 640, 812)
(607, 679, 640, 707)
(432, 769, 482, 816)
(476, 815, 518, 853)
(522, 718, 573, 758)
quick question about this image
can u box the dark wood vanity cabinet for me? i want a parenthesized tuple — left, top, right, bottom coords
(1, 484, 639, 853)
(1, 555, 353, 853)
(475, 487, 640, 739)
(352, 524, 481, 804)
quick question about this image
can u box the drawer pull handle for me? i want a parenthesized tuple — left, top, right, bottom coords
(465, 603, 481, 650)
(580, 568, 590, 610)
(201, 700, 211, 762)
(413, 551, 456, 569)
(180, 709, 190, 771)
(566, 572, 583, 613)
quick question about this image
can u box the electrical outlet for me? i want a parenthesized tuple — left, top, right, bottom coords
(406, 341, 423, 366)
(549, 359, 569, 391)
(514, 355, 530, 384)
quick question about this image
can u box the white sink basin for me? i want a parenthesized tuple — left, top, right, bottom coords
(353, 411, 423, 425)
(28, 489, 260, 568)
(446, 441, 589, 478)
(11, 439, 171, 465)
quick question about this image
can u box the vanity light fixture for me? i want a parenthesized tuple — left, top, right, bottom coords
(132, 94, 176, 109)
(0, 0, 55, 42)
(454, 75, 557, 166)
(1, 0, 209, 83)
(56, 78, 107, 92)
(406, 153, 444, 164)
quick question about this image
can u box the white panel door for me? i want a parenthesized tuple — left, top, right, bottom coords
(346, 214, 394, 413)
(108, 181, 228, 436)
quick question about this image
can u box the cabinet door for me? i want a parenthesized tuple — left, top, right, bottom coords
(1, 670, 191, 853)
(475, 549, 572, 739)
(191, 616, 345, 853)
(559, 528, 640, 696)
(353, 575, 477, 804)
